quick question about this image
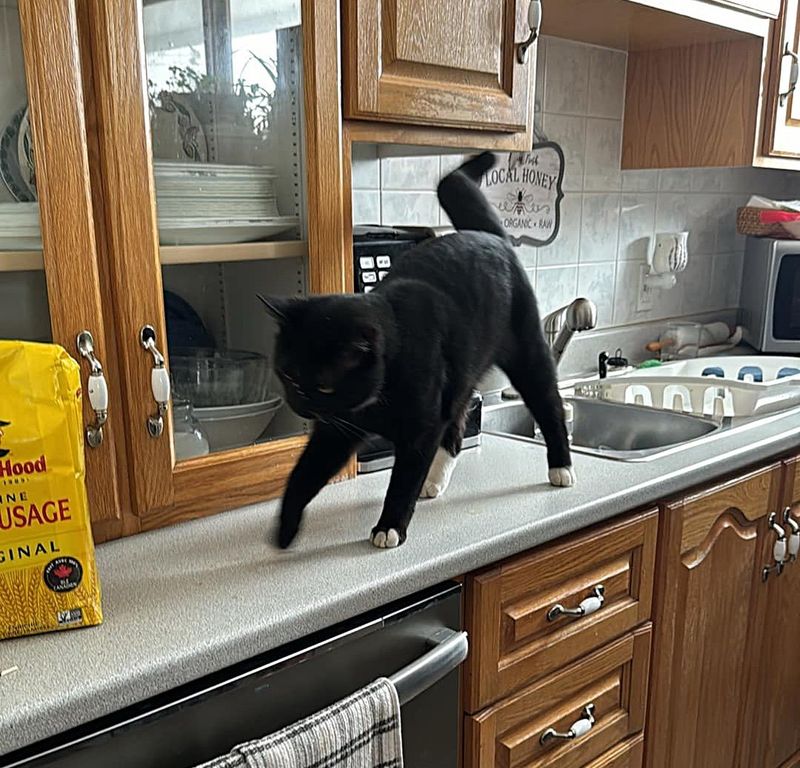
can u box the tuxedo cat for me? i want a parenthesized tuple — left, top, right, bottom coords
(260, 152, 573, 550)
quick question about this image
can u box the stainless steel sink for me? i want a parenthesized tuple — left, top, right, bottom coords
(482, 397, 723, 461)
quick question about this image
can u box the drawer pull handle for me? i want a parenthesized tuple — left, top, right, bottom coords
(780, 43, 799, 107)
(763, 512, 788, 581)
(76, 330, 109, 448)
(140, 325, 170, 438)
(540, 703, 596, 746)
(784, 506, 800, 563)
(516, 0, 541, 64)
(547, 584, 604, 622)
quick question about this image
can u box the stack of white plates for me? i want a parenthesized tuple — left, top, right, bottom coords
(153, 161, 299, 245)
(0, 202, 41, 250)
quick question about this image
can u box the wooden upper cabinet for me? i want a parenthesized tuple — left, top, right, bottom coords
(342, 0, 535, 134)
(645, 464, 783, 768)
(763, 0, 800, 158)
(1, 0, 124, 528)
(80, 0, 347, 532)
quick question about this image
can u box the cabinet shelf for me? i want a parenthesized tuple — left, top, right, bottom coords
(0, 251, 45, 272)
(159, 240, 307, 266)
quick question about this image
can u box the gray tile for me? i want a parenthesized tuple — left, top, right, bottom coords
(613, 260, 647, 325)
(658, 170, 692, 192)
(618, 193, 656, 261)
(584, 118, 622, 191)
(690, 168, 727, 193)
(622, 170, 659, 192)
(678, 254, 713, 315)
(715, 196, 740, 254)
(655, 193, 691, 232)
(539, 193, 581, 266)
(580, 193, 620, 263)
(439, 153, 467, 176)
(713, 251, 745, 309)
(534, 36, 547, 126)
(381, 191, 439, 226)
(352, 190, 380, 225)
(515, 243, 539, 269)
(544, 38, 590, 115)
(587, 47, 627, 120)
(688, 194, 719, 255)
(578, 262, 616, 327)
(351, 143, 379, 189)
(542, 113, 586, 192)
(380, 155, 440, 191)
(535, 265, 579, 316)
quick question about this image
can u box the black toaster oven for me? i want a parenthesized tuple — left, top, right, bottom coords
(352, 225, 482, 473)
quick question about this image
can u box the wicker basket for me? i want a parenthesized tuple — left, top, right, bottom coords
(736, 206, 795, 237)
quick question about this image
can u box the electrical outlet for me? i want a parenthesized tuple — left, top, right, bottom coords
(636, 264, 655, 312)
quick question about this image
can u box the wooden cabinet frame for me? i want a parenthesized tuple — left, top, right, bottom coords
(14, 0, 124, 526)
(78, 0, 349, 531)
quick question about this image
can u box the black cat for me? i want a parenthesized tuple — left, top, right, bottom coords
(260, 152, 573, 550)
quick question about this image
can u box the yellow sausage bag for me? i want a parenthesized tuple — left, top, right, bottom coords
(0, 340, 102, 640)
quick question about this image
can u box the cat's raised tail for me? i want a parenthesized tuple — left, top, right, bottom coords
(437, 152, 507, 240)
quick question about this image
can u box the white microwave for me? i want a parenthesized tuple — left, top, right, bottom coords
(740, 237, 800, 353)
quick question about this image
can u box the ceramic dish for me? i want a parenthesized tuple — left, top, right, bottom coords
(193, 396, 283, 451)
(0, 107, 35, 203)
(158, 216, 299, 245)
(17, 108, 35, 196)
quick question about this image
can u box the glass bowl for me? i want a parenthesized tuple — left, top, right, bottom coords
(170, 348, 271, 407)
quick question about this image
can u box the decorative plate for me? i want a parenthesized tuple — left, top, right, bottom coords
(0, 106, 36, 203)
(153, 92, 208, 163)
(17, 108, 35, 197)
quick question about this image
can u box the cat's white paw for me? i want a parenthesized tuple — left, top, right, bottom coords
(549, 466, 576, 487)
(371, 528, 401, 549)
(420, 447, 457, 499)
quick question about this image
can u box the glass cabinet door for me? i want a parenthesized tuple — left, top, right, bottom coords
(0, 1, 50, 342)
(142, 0, 309, 462)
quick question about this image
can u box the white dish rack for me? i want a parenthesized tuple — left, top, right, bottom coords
(573, 356, 800, 418)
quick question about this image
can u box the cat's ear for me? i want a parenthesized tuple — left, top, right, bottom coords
(257, 294, 292, 323)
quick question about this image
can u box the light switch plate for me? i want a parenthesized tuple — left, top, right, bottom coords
(636, 264, 655, 312)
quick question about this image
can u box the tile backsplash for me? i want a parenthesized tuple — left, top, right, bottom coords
(351, 35, 798, 332)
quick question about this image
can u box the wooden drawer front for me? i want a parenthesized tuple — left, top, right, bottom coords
(787, 456, 800, 506)
(465, 511, 657, 711)
(465, 627, 651, 768)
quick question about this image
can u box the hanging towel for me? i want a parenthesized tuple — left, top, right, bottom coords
(196, 678, 403, 768)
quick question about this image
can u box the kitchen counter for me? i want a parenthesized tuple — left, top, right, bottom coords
(3, 406, 800, 756)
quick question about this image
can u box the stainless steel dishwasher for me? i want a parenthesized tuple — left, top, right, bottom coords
(3, 582, 465, 768)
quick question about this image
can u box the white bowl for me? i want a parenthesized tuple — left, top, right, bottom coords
(193, 397, 283, 451)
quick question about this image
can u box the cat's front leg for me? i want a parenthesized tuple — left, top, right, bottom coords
(276, 423, 360, 548)
(372, 436, 440, 549)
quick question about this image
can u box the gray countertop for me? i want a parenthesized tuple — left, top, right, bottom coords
(2, 407, 800, 756)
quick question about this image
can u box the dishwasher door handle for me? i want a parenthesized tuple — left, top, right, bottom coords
(389, 629, 468, 705)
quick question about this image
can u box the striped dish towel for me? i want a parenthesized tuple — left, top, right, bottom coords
(197, 678, 403, 768)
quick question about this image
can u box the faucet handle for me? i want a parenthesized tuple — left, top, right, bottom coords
(599, 349, 628, 379)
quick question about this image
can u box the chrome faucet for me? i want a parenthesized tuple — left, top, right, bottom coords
(543, 298, 598, 367)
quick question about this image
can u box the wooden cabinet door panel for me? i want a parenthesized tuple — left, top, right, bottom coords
(465, 627, 651, 768)
(764, 0, 800, 157)
(343, 0, 533, 132)
(645, 464, 782, 768)
(465, 510, 657, 712)
(14, 0, 123, 524)
(743, 456, 800, 768)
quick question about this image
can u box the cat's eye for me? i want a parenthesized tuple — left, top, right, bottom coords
(317, 385, 335, 395)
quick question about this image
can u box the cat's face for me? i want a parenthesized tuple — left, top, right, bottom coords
(260, 295, 385, 419)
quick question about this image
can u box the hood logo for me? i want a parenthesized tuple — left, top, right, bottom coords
(0, 420, 9, 459)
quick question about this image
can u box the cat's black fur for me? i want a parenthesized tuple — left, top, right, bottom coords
(261, 152, 571, 549)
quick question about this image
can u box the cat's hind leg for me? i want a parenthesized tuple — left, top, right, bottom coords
(499, 301, 575, 487)
(372, 430, 442, 548)
(419, 390, 472, 499)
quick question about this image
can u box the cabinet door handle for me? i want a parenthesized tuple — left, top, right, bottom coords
(540, 703, 596, 746)
(783, 506, 800, 562)
(139, 325, 170, 438)
(76, 331, 109, 448)
(780, 42, 799, 107)
(763, 512, 788, 581)
(516, 0, 541, 64)
(547, 584, 604, 622)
